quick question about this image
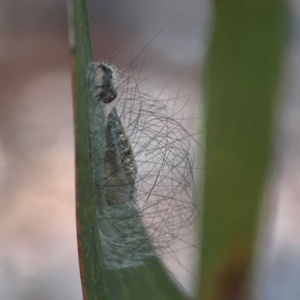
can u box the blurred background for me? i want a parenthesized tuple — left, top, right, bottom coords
(0, 0, 300, 299)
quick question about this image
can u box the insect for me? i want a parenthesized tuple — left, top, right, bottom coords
(96, 62, 118, 104)
(104, 107, 137, 206)
(89, 60, 196, 269)
(94, 61, 137, 206)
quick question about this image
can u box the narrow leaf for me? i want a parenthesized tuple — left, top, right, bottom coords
(68, 0, 188, 299)
(199, 1, 285, 299)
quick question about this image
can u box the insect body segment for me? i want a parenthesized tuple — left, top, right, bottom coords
(105, 107, 137, 206)
(93, 61, 137, 206)
(97, 62, 118, 104)
(89, 60, 196, 269)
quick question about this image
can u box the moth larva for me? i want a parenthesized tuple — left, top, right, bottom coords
(88, 60, 196, 270)
(105, 107, 137, 206)
(96, 62, 118, 104)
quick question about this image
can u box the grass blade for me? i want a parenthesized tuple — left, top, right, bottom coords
(68, 0, 188, 299)
(68, 0, 105, 299)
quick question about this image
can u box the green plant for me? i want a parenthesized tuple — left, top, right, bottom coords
(67, 0, 286, 299)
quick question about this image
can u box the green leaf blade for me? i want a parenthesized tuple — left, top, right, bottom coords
(68, 1, 189, 299)
(199, 1, 286, 299)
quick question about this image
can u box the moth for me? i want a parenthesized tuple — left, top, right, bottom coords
(96, 62, 118, 104)
(95, 61, 137, 206)
(104, 107, 137, 205)
(90, 60, 196, 270)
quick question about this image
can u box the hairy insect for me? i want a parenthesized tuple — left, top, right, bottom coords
(105, 107, 137, 206)
(87, 60, 197, 269)
(96, 62, 118, 103)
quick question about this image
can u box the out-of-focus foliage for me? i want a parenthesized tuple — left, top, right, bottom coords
(199, 0, 285, 299)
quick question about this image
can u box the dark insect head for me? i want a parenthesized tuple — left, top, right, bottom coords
(99, 89, 117, 104)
